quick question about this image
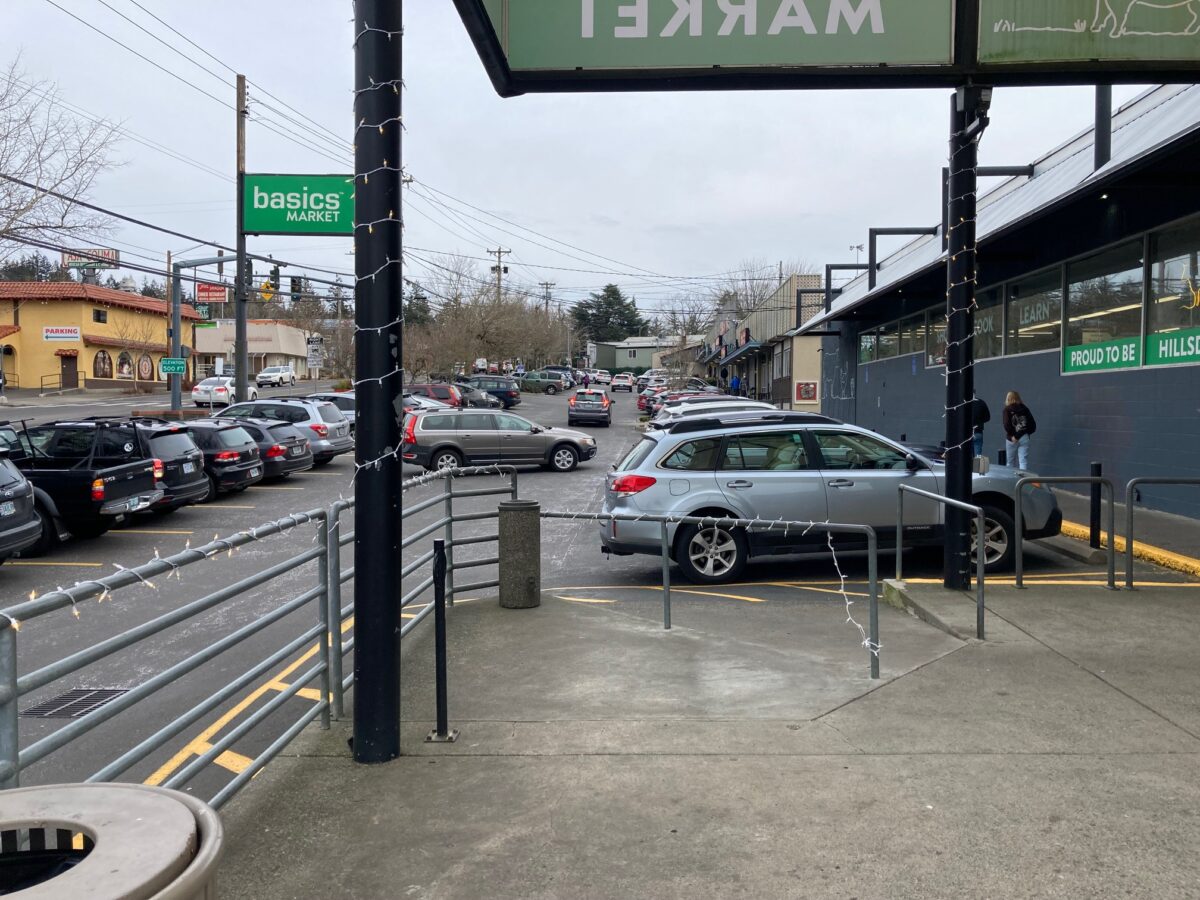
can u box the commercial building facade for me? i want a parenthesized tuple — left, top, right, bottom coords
(798, 85, 1200, 520)
(592, 335, 704, 373)
(0, 282, 198, 391)
(192, 320, 314, 380)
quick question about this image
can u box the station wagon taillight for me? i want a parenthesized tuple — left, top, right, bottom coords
(611, 474, 656, 497)
(265, 444, 287, 459)
(309, 424, 329, 438)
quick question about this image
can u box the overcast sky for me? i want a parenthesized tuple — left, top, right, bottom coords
(7, 1, 1144, 313)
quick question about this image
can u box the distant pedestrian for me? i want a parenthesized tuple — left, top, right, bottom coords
(1003, 390, 1036, 470)
(970, 393, 991, 457)
(582, 372, 590, 388)
(730, 373, 741, 396)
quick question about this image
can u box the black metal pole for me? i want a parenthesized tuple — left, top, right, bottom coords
(1090, 462, 1103, 549)
(353, 0, 403, 764)
(235, 75, 250, 402)
(944, 86, 987, 591)
(433, 540, 449, 737)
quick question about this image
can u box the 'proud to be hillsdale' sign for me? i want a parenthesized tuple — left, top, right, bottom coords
(242, 174, 355, 236)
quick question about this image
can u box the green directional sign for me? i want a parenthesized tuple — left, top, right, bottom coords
(159, 358, 187, 376)
(242, 174, 355, 236)
(980, 0, 1200, 64)
(483, 0, 955, 70)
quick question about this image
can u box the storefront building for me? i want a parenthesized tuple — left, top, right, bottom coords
(192, 320, 313, 379)
(0, 282, 198, 391)
(797, 85, 1200, 520)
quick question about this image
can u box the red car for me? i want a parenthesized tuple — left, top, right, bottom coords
(407, 383, 464, 407)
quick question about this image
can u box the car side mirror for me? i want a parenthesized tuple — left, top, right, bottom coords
(905, 454, 922, 471)
(530, 426, 542, 434)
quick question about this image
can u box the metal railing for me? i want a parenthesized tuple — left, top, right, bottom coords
(896, 485, 986, 639)
(540, 510, 883, 679)
(1015, 476, 1116, 590)
(38, 374, 61, 394)
(1124, 477, 1200, 589)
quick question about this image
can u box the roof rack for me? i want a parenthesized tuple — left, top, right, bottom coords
(667, 412, 839, 435)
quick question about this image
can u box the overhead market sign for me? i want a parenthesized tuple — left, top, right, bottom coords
(242, 174, 354, 236)
(455, 0, 1200, 92)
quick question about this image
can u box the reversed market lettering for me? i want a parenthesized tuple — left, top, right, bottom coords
(252, 186, 344, 224)
(581, 0, 885, 39)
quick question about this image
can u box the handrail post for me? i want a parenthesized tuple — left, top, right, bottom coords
(975, 509, 986, 639)
(0, 616, 18, 789)
(1104, 479, 1116, 590)
(1125, 479, 1137, 590)
(660, 521, 672, 631)
(443, 473, 456, 606)
(867, 527, 880, 680)
(896, 488, 905, 582)
(1014, 480, 1026, 589)
(316, 518, 332, 730)
(326, 504, 345, 719)
(425, 540, 457, 743)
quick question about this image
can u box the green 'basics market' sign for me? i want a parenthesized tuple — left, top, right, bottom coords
(242, 174, 354, 236)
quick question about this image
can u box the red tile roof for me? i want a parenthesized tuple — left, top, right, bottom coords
(0, 325, 20, 340)
(0, 282, 201, 320)
(82, 333, 170, 354)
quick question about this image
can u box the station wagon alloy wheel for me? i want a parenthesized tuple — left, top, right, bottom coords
(676, 522, 748, 584)
(971, 506, 1015, 572)
(551, 446, 578, 472)
(433, 450, 461, 471)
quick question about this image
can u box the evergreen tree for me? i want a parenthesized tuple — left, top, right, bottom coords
(570, 284, 646, 343)
(404, 285, 433, 327)
(0, 252, 74, 282)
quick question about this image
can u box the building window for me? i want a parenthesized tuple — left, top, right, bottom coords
(92, 308, 107, 324)
(974, 288, 1004, 359)
(1065, 242, 1144, 369)
(898, 314, 924, 356)
(1147, 218, 1200, 367)
(858, 332, 876, 364)
(628, 349, 637, 360)
(93, 350, 113, 379)
(877, 322, 899, 359)
(1006, 268, 1062, 356)
(926, 316, 947, 367)
(116, 351, 133, 379)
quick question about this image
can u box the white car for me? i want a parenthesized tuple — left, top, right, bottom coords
(192, 376, 258, 407)
(256, 365, 296, 387)
(594, 369, 612, 384)
(649, 399, 777, 429)
(611, 374, 635, 392)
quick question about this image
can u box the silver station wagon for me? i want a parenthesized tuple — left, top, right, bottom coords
(599, 413, 1062, 584)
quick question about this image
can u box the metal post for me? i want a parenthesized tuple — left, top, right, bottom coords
(944, 85, 989, 591)
(326, 505, 345, 719)
(353, 0, 404, 764)
(1090, 462, 1103, 549)
(443, 475, 455, 606)
(0, 617, 17, 789)
(316, 519, 332, 730)
(426, 540, 457, 743)
(1095, 84, 1113, 170)
(1105, 481, 1116, 590)
(169, 262, 184, 412)
(867, 530, 880, 680)
(975, 509, 986, 640)
(1014, 481, 1026, 589)
(895, 489, 905, 581)
(660, 521, 672, 631)
(1126, 480, 1137, 590)
(234, 74, 250, 405)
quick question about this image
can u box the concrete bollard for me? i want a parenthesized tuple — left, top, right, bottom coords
(499, 499, 541, 609)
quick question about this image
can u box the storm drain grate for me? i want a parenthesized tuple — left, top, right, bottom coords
(21, 689, 129, 719)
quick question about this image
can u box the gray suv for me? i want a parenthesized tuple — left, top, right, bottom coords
(402, 409, 597, 472)
(221, 397, 354, 465)
(600, 413, 1061, 584)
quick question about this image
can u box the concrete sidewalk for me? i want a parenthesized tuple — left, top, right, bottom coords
(219, 550, 1200, 899)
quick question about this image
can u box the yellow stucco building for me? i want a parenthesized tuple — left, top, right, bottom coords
(0, 282, 199, 391)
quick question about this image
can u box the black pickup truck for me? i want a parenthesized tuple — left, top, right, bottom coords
(0, 420, 165, 554)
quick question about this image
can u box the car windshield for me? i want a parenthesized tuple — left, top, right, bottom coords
(216, 427, 254, 448)
(261, 367, 281, 374)
(198, 378, 226, 388)
(149, 432, 198, 457)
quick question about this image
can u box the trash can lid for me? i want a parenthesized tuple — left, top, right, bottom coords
(1, 783, 197, 899)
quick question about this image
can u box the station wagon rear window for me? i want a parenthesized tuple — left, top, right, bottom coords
(615, 438, 656, 472)
(661, 438, 721, 471)
(420, 415, 456, 431)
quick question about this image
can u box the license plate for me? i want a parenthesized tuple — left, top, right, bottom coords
(0, 501, 14, 517)
(290, 446, 303, 456)
(249, 468, 260, 477)
(183, 462, 195, 474)
(128, 497, 146, 511)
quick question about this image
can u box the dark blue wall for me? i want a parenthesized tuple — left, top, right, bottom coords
(828, 323, 1200, 520)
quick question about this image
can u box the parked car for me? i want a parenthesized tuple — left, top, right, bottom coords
(611, 373, 635, 392)
(457, 382, 502, 409)
(0, 420, 164, 553)
(567, 388, 613, 427)
(187, 420, 264, 500)
(0, 449, 45, 564)
(122, 418, 209, 513)
(192, 376, 258, 407)
(403, 393, 449, 413)
(467, 375, 522, 409)
(636, 369, 669, 390)
(599, 412, 1062, 583)
(649, 400, 778, 429)
(401, 409, 597, 473)
(407, 382, 465, 408)
(218, 417, 314, 479)
(593, 369, 613, 384)
(542, 365, 576, 388)
(220, 397, 354, 466)
(520, 371, 568, 395)
(256, 365, 297, 388)
(307, 391, 356, 433)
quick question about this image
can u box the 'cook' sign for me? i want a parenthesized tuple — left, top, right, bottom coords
(43, 326, 81, 342)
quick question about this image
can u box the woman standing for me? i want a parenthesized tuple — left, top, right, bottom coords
(1002, 391, 1036, 470)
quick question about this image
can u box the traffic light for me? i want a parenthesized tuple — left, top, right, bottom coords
(290, 276, 303, 303)
(270, 265, 281, 292)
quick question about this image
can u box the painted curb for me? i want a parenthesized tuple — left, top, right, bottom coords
(1061, 519, 1200, 579)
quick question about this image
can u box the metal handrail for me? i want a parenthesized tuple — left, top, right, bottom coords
(1015, 476, 1116, 590)
(539, 510, 882, 679)
(1124, 478, 1200, 589)
(896, 484, 986, 639)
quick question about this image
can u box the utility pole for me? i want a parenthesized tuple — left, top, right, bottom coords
(354, 0, 403, 763)
(489, 247, 510, 304)
(235, 74, 250, 403)
(538, 281, 555, 314)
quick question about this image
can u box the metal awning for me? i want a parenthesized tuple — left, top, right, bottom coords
(722, 341, 765, 366)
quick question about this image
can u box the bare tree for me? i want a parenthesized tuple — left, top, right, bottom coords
(712, 257, 816, 319)
(0, 58, 119, 259)
(653, 294, 717, 337)
(110, 313, 166, 392)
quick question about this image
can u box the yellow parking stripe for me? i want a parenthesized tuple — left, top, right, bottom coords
(554, 595, 618, 604)
(9, 561, 103, 568)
